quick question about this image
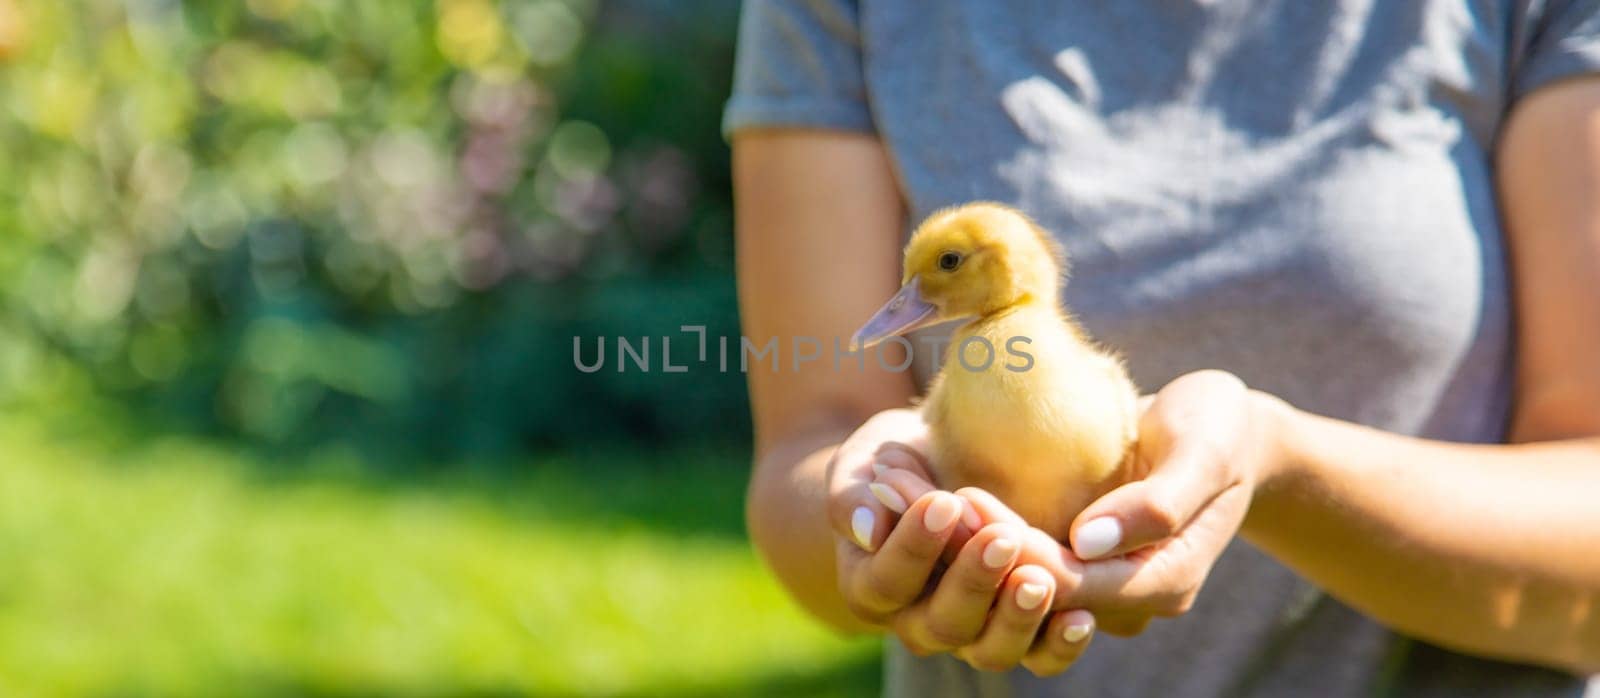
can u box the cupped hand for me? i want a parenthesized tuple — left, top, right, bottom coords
(824, 408, 1095, 676)
(869, 468, 1098, 676)
(1055, 369, 1286, 634)
(824, 408, 979, 625)
(906, 369, 1284, 639)
(861, 368, 1287, 671)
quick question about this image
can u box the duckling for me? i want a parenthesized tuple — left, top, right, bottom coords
(851, 202, 1138, 543)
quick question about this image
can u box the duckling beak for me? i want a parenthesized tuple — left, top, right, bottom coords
(850, 276, 939, 351)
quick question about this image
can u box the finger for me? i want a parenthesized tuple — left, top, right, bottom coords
(952, 513, 1086, 613)
(870, 467, 935, 514)
(956, 564, 1055, 673)
(1051, 538, 1192, 617)
(1068, 368, 1254, 560)
(955, 486, 1029, 526)
(830, 489, 893, 553)
(1069, 368, 1250, 559)
(874, 470, 982, 561)
(827, 409, 931, 548)
(857, 414, 933, 494)
(896, 523, 1025, 652)
(826, 447, 891, 553)
(1021, 609, 1094, 677)
(833, 537, 885, 624)
(1069, 440, 1226, 559)
(945, 493, 1150, 616)
(872, 440, 934, 481)
(847, 491, 965, 616)
(1063, 484, 1249, 613)
(873, 455, 983, 533)
(1089, 611, 1152, 638)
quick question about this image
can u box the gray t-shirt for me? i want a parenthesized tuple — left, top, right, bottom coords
(725, 1, 1600, 696)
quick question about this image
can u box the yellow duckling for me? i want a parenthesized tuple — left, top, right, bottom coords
(852, 203, 1138, 542)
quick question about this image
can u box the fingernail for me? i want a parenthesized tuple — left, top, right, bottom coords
(923, 494, 961, 532)
(1063, 622, 1093, 643)
(981, 538, 1018, 569)
(1075, 517, 1122, 559)
(1016, 583, 1048, 610)
(851, 507, 875, 550)
(871, 462, 890, 477)
(869, 483, 908, 513)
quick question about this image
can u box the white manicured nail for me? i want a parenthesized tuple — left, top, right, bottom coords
(981, 538, 1017, 569)
(1016, 583, 1048, 610)
(869, 483, 908, 513)
(851, 507, 875, 550)
(923, 494, 961, 532)
(871, 462, 890, 477)
(1063, 623, 1092, 643)
(1075, 517, 1122, 559)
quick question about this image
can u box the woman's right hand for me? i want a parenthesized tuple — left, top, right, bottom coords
(826, 408, 968, 620)
(825, 408, 1092, 675)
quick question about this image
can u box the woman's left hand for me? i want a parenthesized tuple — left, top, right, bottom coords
(1051, 368, 1287, 636)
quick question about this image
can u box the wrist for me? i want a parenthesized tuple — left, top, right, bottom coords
(1248, 390, 1297, 482)
(1242, 389, 1308, 520)
(1241, 388, 1325, 545)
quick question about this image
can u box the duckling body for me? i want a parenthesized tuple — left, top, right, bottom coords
(924, 304, 1137, 541)
(851, 202, 1138, 542)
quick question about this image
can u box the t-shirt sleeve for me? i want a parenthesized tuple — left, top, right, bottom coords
(1513, 0, 1600, 101)
(722, 0, 875, 138)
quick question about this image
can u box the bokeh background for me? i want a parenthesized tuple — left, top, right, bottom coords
(0, 0, 879, 694)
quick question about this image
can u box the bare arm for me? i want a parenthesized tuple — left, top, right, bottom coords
(1237, 79, 1600, 672)
(973, 80, 1600, 673)
(734, 129, 911, 631)
(738, 82, 1600, 672)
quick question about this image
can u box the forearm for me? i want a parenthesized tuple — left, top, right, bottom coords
(748, 424, 873, 634)
(1242, 398, 1600, 672)
(733, 130, 912, 635)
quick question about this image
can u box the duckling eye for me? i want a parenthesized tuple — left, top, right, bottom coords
(937, 252, 963, 272)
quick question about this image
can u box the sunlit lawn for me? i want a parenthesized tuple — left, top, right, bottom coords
(0, 417, 880, 696)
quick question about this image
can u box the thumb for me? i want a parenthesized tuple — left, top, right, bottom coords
(1068, 442, 1221, 559)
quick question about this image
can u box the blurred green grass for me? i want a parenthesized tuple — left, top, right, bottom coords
(0, 417, 880, 697)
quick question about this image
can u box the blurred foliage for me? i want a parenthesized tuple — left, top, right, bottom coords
(0, 0, 747, 459)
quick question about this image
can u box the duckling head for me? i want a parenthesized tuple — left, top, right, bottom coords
(851, 202, 1065, 350)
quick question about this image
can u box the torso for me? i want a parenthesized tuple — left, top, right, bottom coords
(863, 2, 1582, 695)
